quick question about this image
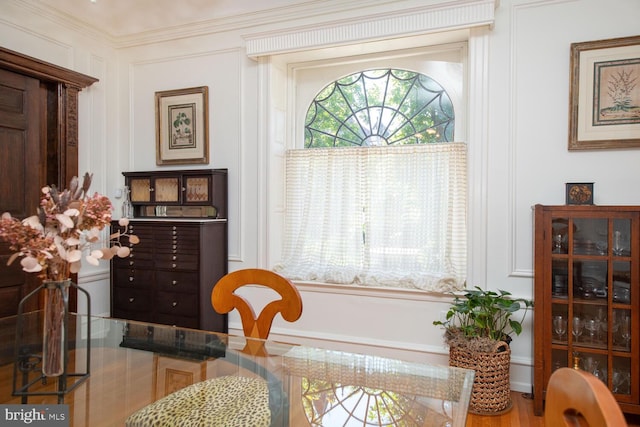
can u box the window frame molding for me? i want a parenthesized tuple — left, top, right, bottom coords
(253, 6, 492, 295)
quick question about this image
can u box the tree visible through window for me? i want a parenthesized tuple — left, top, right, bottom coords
(276, 68, 467, 292)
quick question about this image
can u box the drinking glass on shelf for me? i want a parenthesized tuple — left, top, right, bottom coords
(583, 356, 602, 380)
(552, 234, 563, 253)
(613, 231, 624, 256)
(553, 315, 567, 341)
(620, 316, 631, 350)
(572, 317, 583, 343)
(585, 319, 599, 344)
(613, 370, 631, 394)
(594, 308, 606, 341)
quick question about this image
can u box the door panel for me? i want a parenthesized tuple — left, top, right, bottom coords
(0, 68, 42, 320)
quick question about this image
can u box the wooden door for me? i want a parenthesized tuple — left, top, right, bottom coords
(0, 68, 43, 317)
(0, 47, 97, 321)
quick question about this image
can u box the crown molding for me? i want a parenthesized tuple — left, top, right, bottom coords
(11, 0, 114, 45)
(12, 0, 495, 50)
(244, 0, 496, 58)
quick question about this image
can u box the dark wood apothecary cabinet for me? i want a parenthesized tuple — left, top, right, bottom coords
(533, 205, 639, 415)
(111, 169, 228, 333)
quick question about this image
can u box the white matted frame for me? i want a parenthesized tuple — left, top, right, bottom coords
(569, 35, 640, 150)
(156, 86, 209, 164)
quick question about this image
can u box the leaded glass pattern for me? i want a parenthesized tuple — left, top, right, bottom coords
(304, 69, 454, 148)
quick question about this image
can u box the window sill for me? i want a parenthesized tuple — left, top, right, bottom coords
(290, 280, 456, 303)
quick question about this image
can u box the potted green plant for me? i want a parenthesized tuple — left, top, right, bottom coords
(433, 286, 533, 415)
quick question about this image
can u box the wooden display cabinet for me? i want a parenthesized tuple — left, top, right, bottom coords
(533, 205, 639, 415)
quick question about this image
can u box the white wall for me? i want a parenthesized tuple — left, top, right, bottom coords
(2, 0, 639, 392)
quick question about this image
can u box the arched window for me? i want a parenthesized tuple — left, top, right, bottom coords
(276, 68, 467, 292)
(304, 69, 454, 147)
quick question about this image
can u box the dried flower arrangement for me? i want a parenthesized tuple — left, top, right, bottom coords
(0, 173, 139, 281)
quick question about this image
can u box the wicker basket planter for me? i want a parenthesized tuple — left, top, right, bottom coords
(449, 341, 512, 415)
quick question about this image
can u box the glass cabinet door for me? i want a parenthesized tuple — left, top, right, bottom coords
(184, 175, 211, 204)
(550, 216, 634, 388)
(154, 177, 180, 203)
(129, 176, 152, 203)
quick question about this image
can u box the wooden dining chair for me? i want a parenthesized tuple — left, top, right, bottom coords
(125, 269, 302, 427)
(211, 268, 303, 344)
(544, 367, 627, 427)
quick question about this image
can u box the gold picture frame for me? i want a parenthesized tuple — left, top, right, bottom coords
(568, 35, 640, 150)
(156, 86, 209, 164)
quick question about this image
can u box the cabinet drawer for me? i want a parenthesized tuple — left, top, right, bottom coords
(112, 254, 154, 269)
(114, 288, 152, 312)
(155, 253, 198, 270)
(154, 242, 199, 254)
(154, 226, 200, 239)
(113, 268, 154, 287)
(156, 272, 199, 292)
(124, 224, 155, 238)
(155, 229, 199, 241)
(156, 291, 198, 316)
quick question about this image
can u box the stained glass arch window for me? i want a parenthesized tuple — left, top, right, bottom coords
(304, 69, 454, 148)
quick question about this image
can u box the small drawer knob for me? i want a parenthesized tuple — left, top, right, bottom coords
(129, 297, 135, 303)
(172, 302, 178, 307)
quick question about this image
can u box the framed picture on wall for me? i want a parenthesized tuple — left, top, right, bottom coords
(156, 86, 209, 165)
(568, 35, 640, 150)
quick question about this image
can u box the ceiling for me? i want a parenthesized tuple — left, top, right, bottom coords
(33, 0, 316, 38)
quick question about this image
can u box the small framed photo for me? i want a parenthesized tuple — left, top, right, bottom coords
(156, 86, 209, 165)
(566, 183, 594, 205)
(568, 35, 640, 150)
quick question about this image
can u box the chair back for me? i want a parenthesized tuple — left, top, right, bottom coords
(211, 268, 303, 340)
(544, 367, 627, 427)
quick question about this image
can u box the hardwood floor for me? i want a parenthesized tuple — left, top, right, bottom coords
(466, 391, 640, 427)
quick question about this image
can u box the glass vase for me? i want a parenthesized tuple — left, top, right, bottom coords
(42, 279, 70, 377)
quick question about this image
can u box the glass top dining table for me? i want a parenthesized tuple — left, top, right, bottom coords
(0, 312, 474, 427)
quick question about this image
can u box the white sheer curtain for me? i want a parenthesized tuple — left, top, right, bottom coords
(275, 143, 467, 292)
